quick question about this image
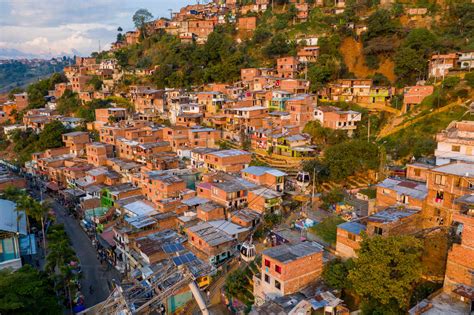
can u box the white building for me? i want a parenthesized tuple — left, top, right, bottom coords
(435, 120, 474, 165)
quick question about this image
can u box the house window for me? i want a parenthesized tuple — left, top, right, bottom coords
(264, 274, 270, 283)
(264, 259, 271, 267)
(452, 145, 461, 152)
(436, 191, 444, 202)
(374, 226, 383, 235)
(348, 233, 356, 241)
(434, 174, 446, 186)
(275, 265, 282, 274)
(414, 169, 421, 177)
(275, 280, 281, 290)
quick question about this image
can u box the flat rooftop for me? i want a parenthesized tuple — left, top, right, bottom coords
(368, 207, 419, 223)
(432, 162, 474, 177)
(263, 241, 323, 264)
(377, 178, 427, 200)
(209, 149, 251, 158)
(338, 221, 366, 235)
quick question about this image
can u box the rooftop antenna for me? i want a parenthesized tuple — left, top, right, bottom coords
(168, 9, 173, 19)
(99, 40, 101, 53)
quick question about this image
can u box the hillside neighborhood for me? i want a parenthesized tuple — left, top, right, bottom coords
(0, 0, 473, 315)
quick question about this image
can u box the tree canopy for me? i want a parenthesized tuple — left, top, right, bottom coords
(0, 265, 61, 315)
(132, 8, 154, 37)
(348, 235, 423, 313)
(323, 140, 380, 181)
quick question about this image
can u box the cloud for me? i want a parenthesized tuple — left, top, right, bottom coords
(0, 0, 189, 58)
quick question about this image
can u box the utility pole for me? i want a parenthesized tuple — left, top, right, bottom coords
(312, 167, 316, 210)
(367, 112, 370, 142)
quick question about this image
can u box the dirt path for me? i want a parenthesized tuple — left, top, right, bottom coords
(377, 99, 470, 139)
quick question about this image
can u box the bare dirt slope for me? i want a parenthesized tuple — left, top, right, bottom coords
(339, 37, 396, 82)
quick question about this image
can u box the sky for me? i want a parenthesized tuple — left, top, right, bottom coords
(0, 0, 190, 58)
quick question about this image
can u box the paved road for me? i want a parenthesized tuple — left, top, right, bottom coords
(50, 198, 121, 307)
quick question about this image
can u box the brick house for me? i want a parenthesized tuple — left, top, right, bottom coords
(196, 201, 226, 222)
(186, 221, 248, 266)
(13, 92, 28, 111)
(230, 208, 261, 228)
(286, 94, 315, 128)
(405, 163, 432, 182)
(335, 221, 366, 260)
(365, 207, 423, 237)
(141, 171, 186, 205)
(241, 68, 262, 82)
(402, 85, 434, 113)
(95, 108, 127, 124)
(429, 53, 458, 78)
(443, 195, 474, 302)
(54, 83, 72, 99)
(198, 179, 255, 209)
(297, 46, 319, 63)
(376, 178, 427, 210)
(435, 120, 474, 166)
(62, 131, 90, 156)
(253, 242, 324, 305)
(241, 166, 287, 192)
(196, 91, 225, 114)
(247, 187, 283, 214)
(277, 56, 300, 79)
(314, 106, 362, 135)
(238, 16, 257, 31)
(423, 162, 474, 228)
(204, 149, 252, 173)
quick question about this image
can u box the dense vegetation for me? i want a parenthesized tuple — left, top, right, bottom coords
(56, 91, 133, 121)
(10, 121, 69, 165)
(0, 58, 70, 93)
(323, 235, 426, 314)
(26, 73, 68, 108)
(0, 265, 61, 315)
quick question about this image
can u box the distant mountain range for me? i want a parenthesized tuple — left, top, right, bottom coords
(0, 58, 71, 93)
(0, 48, 79, 60)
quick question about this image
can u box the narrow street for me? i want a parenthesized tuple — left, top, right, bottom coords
(47, 196, 121, 307)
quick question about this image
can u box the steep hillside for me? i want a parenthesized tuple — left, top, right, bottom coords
(340, 37, 396, 82)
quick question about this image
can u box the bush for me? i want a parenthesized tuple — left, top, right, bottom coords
(465, 72, 474, 88)
(442, 76, 460, 89)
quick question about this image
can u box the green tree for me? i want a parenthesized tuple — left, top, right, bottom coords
(56, 90, 80, 115)
(348, 235, 423, 312)
(393, 47, 426, 87)
(442, 76, 460, 89)
(0, 265, 61, 315)
(365, 9, 398, 40)
(132, 9, 154, 38)
(7, 87, 23, 100)
(323, 140, 380, 181)
(264, 33, 290, 58)
(465, 72, 474, 88)
(86, 75, 103, 91)
(322, 258, 354, 290)
(37, 121, 68, 150)
(303, 120, 348, 146)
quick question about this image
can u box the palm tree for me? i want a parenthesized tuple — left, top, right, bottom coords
(29, 201, 51, 255)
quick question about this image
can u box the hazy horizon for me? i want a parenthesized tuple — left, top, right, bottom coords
(0, 0, 190, 59)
